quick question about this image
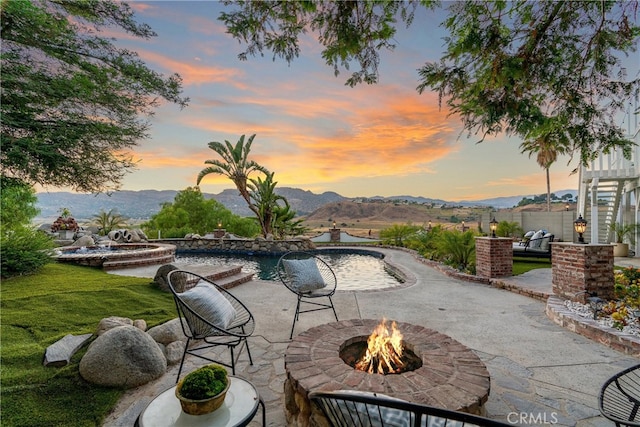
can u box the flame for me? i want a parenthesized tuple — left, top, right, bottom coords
(355, 318, 405, 374)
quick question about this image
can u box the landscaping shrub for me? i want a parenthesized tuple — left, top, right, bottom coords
(496, 220, 524, 238)
(434, 229, 476, 273)
(379, 223, 421, 247)
(1, 177, 54, 278)
(142, 187, 260, 238)
(405, 225, 443, 259)
(1, 226, 55, 278)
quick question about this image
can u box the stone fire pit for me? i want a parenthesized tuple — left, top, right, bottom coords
(284, 319, 490, 427)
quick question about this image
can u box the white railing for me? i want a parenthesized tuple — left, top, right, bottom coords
(582, 143, 639, 181)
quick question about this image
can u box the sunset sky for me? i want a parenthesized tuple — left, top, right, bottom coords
(107, 1, 589, 201)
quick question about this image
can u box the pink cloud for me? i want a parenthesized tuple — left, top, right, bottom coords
(136, 50, 247, 87)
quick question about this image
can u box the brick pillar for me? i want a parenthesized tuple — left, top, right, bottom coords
(213, 229, 226, 238)
(551, 243, 615, 303)
(330, 228, 341, 243)
(475, 237, 513, 278)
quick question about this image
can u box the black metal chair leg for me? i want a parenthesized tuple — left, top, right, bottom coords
(329, 296, 338, 321)
(290, 298, 302, 339)
(175, 338, 191, 383)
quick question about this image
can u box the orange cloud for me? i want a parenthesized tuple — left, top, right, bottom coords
(262, 93, 460, 184)
(144, 80, 465, 189)
(136, 50, 247, 88)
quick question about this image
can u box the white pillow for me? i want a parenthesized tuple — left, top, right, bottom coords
(540, 233, 553, 251)
(524, 230, 535, 238)
(282, 258, 327, 293)
(180, 281, 236, 333)
(529, 230, 544, 248)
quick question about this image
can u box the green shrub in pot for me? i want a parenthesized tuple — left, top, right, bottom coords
(179, 364, 228, 400)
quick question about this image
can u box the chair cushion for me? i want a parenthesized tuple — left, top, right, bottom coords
(539, 233, 553, 252)
(180, 281, 236, 331)
(528, 230, 544, 248)
(282, 258, 327, 293)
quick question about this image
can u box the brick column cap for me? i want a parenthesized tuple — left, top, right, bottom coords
(551, 242, 614, 248)
(475, 236, 513, 241)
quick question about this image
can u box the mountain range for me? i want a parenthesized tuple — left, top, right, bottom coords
(35, 188, 578, 221)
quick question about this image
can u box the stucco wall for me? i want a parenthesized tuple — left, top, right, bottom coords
(480, 211, 581, 242)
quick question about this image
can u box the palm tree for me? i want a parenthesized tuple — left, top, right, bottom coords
(92, 208, 127, 236)
(196, 134, 270, 234)
(272, 201, 307, 238)
(248, 171, 287, 237)
(521, 133, 560, 212)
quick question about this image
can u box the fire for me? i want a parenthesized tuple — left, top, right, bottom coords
(355, 318, 405, 374)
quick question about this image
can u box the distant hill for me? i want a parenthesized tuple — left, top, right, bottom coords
(304, 201, 434, 223)
(36, 190, 179, 221)
(457, 190, 577, 209)
(35, 188, 578, 221)
(35, 188, 347, 221)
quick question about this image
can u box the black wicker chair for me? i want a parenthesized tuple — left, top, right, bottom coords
(166, 270, 255, 381)
(599, 364, 640, 426)
(276, 251, 338, 339)
(309, 390, 511, 427)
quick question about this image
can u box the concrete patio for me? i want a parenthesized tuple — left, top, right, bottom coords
(102, 247, 639, 426)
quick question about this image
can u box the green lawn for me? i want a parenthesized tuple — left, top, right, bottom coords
(512, 257, 552, 275)
(1, 263, 176, 426)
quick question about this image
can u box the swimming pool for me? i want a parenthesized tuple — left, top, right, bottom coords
(175, 249, 405, 291)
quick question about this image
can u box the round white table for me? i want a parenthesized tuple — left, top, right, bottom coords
(137, 376, 264, 427)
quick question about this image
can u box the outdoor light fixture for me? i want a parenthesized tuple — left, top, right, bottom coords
(587, 295, 605, 320)
(489, 218, 498, 238)
(565, 203, 570, 211)
(428, 220, 432, 230)
(217, 222, 222, 229)
(574, 214, 587, 244)
(461, 221, 465, 231)
(332, 221, 336, 229)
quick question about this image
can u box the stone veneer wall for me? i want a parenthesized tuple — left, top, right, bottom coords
(551, 243, 615, 303)
(153, 237, 316, 254)
(475, 237, 513, 278)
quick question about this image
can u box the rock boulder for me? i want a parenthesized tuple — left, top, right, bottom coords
(79, 326, 166, 388)
(147, 318, 186, 345)
(96, 316, 133, 336)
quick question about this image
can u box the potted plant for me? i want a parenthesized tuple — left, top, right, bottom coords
(610, 222, 639, 257)
(175, 364, 230, 415)
(51, 208, 80, 239)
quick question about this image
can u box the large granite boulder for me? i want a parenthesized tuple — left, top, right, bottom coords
(153, 264, 180, 292)
(134, 228, 148, 241)
(164, 341, 185, 365)
(71, 235, 95, 247)
(96, 316, 133, 336)
(147, 318, 186, 345)
(79, 326, 166, 388)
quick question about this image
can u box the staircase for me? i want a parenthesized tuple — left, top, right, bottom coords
(176, 263, 254, 289)
(576, 91, 640, 248)
(579, 179, 625, 243)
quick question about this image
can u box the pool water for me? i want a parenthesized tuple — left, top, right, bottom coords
(175, 250, 405, 291)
